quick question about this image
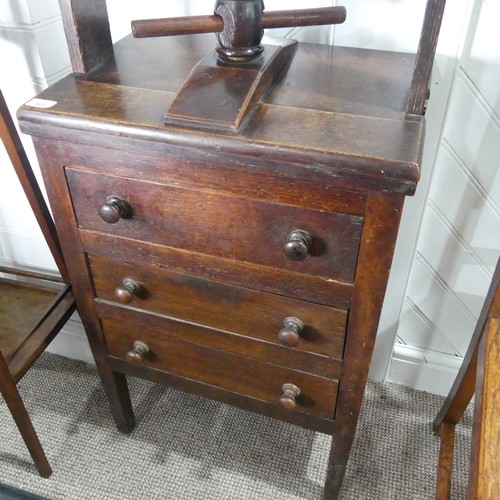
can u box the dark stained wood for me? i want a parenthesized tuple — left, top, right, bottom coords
(132, 7, 347, 39)
(109, 356, 334, 434)
(58, 0, 113, 73)
(18, 2, 447, 492)
(214, 0, 265, 60)
(469, 318, 500, 499)
(67, 168, 364, 283)
(0, 353, 51, 478)
(0, 91, 68, 281)
(97, 302, 342, 381)
(103, 318, 339, 420)
(325, 193, 405, 498)
(406, 0, 448, 115)
(132, 15, 224, 39)
(0, 266, 63, 283)
(89, 254, 348, 361)
(434, 260, 500, 430)
(34, 138, 369, 216)
(164, 40, 298, 132)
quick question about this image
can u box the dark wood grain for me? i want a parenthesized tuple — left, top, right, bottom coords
(434, 260, 500, 430)
(67, 168, 363, 283)
(435, 421, 455, 500)
(406, 0, 447, 115)
(89, 254, 348, 360)
(80, 230, 354, 309)
(132, 7, 346, 39)
(31, 140, 136, 434)
(324, 193, 405, 498)
(17, 7, 445, 492)
(19, 77, 423, 195)
(0, 279, 58, 359)
(469, 318, 500, 499)
(58, 0, 113, 73)
(164, 40, 298, 132)
(96, 302, 342, 380)
(0, 353, 51, 477)
(50, 138, 368, 216)
(103, 318, 338, 419)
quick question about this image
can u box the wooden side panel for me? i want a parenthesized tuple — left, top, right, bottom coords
(58, 0, 113, 73)
(325, 193, 405, 497)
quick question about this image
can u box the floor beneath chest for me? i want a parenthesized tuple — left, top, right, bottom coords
(0, 353, 471, 499)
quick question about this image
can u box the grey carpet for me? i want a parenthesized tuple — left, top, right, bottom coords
(0, 353, 472, 499)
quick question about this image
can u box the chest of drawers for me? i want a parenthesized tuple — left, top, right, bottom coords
(19, 31, 425, 497)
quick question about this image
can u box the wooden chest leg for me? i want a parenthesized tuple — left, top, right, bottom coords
(323, 193, 405, 498)
(93, 358, 135, 434)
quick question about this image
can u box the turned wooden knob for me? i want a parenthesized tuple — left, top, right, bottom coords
(279, 384, 301, 410)
(99, 195, 131, 224)
(126, 341, 150, 365)
(284, 230, 312, 261)
(115, 278, 141, 304)
(278, 317, 304, 347)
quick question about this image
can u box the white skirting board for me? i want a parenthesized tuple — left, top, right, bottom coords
(387, 344, 463, 397)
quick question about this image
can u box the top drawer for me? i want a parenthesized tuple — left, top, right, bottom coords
(67, 168, 363, 283)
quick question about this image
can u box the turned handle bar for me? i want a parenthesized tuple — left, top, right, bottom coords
(132, 7, 347, 39)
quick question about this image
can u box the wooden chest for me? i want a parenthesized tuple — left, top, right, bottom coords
(18, 33, 424, 497)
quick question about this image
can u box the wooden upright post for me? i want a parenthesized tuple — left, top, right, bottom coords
(58, 0, 113, 73)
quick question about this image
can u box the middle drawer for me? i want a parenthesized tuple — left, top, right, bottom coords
(89, 254, 347, 361)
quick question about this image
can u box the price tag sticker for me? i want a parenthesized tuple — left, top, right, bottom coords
(25, 98, 58, 109)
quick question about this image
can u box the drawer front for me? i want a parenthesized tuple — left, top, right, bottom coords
(67, 168, 363, 283)
(89, 255, 347, 360)
(102, 317, 338, 419)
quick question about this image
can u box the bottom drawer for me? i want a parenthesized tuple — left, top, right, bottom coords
(102, 318, 338, 420)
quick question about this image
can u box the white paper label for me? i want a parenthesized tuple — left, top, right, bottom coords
(25, 98, 58, 109)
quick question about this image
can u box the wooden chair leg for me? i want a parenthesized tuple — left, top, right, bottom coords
(436, 420, 456, 500)
(0, 355, 51, 478)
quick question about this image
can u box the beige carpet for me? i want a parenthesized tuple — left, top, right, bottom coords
(0, 353, 472, 499)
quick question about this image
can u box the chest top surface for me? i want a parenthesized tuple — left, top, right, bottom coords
(18, 34, 424, 194)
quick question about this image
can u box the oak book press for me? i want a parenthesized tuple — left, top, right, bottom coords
(17, 0, 446, 497)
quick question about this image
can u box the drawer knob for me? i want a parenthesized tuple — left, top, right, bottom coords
(99, 195, 131, 224)
(126, 340, 150, 365)
(278, 317, 304, 347)
(279, 383, 301, 410)
(284, 230, 312, 261)
(115, 278, 141, 304)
